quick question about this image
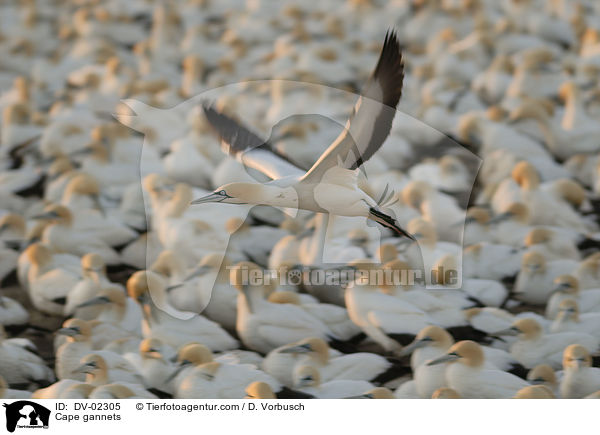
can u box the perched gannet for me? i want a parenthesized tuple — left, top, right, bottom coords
(76, 286, 142, 337)
(524, 228, 581, 261)
(64, 253, 115, 319)
(400, 325, 525, 398)
(192, 32, 413, 239)
(23, 243, 79, 315)
(175, 360, 281, 399)
(268, 337, 399, 386)
(72, 354, 146, 392)
(495, 318, 599, 369)
(293, 365, 374, 399)
(560, 344, 600, 399)
(513, 252, 578, 305)
(427, 341, 529, 398)
(546, 275, 600, 319)
(123, 338, 174, 395)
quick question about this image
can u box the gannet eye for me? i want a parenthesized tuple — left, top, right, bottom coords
(218, 190, 227, 196)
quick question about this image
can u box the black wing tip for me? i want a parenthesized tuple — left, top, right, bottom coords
(374, 29, 404, 108)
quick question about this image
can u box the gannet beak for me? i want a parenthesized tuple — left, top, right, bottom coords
(398, 338, 429, 356)
(427, 353, 460, 366)
(76, 295, 110, 308)
(551, 283, 569, 294)
(280, 344, 311, 354)
(31, 211, 60, 220)
(191, 191, 231, 205)
(165, 362, 189, 383)
(488, 212, 510, 224)
(56, 327, 79, 337)
(492, 326, 520, 336)
(72, 363, 93, 374)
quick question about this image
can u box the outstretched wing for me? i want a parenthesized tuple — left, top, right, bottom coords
(302, 31, 404, 182)
(202, 105, 304, 180)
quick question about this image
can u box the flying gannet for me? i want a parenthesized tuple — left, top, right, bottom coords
(191, 31, 412, 239)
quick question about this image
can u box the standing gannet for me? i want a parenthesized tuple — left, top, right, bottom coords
(427, 341, 529, 398)
(494, 318, 599, 369)
(560, 344, 600, 399)
(55, 319, 93, 381)
(551, 299, 600, 339)
(191, 32, 413, 239)
(232, 262, 337, 354)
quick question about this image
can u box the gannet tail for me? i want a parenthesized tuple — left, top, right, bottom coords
(368, 208, 414, 240)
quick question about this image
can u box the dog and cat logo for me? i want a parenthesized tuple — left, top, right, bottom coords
(2, 401, 50, 433)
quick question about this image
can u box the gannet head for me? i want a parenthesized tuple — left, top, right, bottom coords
(494, 318, 542, 340)
(279, 337, 330, 364)
(464, 207, 490, 225)
(293, 365, 321, 388)
(25, 243, 53, 267)
(0, 213, 25, 236)
(490, 202, 530, 225)
(77, 286, 126, 309)
(246, 381, 276, 399)
(166, 343, 213, 382)
(551, 275, 579, 295)
(563, 344, 592, 370)
(514, 385, 555, 399)
(81, 253, 106, 276)
(431, 388, 461, 399)
(31, 204, 73, 226)
(190, 182, 261, 205)
(139, 338, 164, 360)
(399, 325, 454, 356)
(521, 251, 546, 274)
(73, 354, 108, 380)
(527, 364, 557, 387)
(511, 161, 540, 190)
(524, 228, 552, 246)
(56, 318, 91, 342)
(426, 340, 484, 367)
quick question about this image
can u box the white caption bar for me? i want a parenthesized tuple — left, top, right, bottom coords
(0, 399, 594, 435)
